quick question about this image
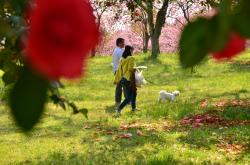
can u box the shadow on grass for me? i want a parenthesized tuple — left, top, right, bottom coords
(16, 127, 169, 164)
(43, 113, 73, 121)
(136, 154, 185, 165)
(206, 89, 249, 100)
(105, 105, 116, 114)
(0, 126, 20, 135)
(229, 61, 250, 72)
(142, 100, 197, 121)
(220, 107, 250, 120)
(177, 103, 250, 150)
(0, 105, 8, 115)
(18, 152, 186, 165)
(17, 152, 88, 165)
(177, 126, 250, 161)
(143, 65, 205, 86)
(141, 56, 164, 65)
(176, 99, 250, 161)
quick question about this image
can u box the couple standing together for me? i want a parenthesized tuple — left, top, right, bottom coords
(112, 38, 137, 115)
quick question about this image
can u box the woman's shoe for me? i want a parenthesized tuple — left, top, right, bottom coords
(114, 109, 121, 117)
(132, 108, 140, 112)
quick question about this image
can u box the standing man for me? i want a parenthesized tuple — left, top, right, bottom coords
(112, 38, 125, 106)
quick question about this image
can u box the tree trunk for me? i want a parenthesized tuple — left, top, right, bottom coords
(146, 0, 170, 59)
(143, 32, 150, 53)
(142, 17, 150, 54)
(90, 48, 96, 58)
(151, 33, 160, 58)
(91, 16, 101, 58)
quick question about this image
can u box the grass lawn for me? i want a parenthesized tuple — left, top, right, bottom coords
(0, 52, 250, 165)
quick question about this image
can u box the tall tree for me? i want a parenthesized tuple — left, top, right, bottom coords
(90, 0, 118, 57)
(132, 8, 150, 53)
(124, 0, 171, 58)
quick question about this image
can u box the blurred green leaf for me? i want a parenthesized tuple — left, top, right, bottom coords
(58, 100, 66, 110)
(2, 71, 17, 85)
(232, 0, 250, 38)
(207, 15, 230, 52)
(79, 108, 88, 119)
(10, 66, 49, 131)
(0, 50, 12, 68)
(179, 0, 236, 68)
(180, 7, 232, 68)
(10, 0, 28, 15)
(0, 18, 12, 38)
(50, 94, 66, 110)
(208, 0, 231, 51)
(50, 94, 60, 104)
(179, 18, 211, 68)
(0, 1, 4, 15)
(2, 61, 17, 72)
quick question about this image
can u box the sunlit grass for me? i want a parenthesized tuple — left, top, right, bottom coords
(0, 52, 250, 164)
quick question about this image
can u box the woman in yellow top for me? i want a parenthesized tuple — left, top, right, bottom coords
(114, 45, 137, 115)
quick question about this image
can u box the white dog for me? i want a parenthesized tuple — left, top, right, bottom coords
(158, 90, 180, 102)
(172, 90, 180, 96)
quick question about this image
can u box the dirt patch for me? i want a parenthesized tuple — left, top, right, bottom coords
(180, 110, 250, 128)
(119, 121, 172, 132)
(200, 99, 250, 109)
(217, 142, 248, 155)
(213, 99, 250, 108)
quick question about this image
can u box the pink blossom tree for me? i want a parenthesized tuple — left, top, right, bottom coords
(90, 0, 119, 57)
(120, 0, 171, 58)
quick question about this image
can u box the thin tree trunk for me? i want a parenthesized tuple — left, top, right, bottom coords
(91, 48, 96, 58)
(147, 0, 169, 59)
(143, 32, 150, 53)
(142, 17, 150, 53)
(91, 16, 101, 58)
(151, 33, 160, 58)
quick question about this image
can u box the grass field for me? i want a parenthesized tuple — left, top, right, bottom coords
(0, 52, 250, 164)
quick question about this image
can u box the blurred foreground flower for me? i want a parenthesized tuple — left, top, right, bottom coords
(25, 0, 99, 79)
(212, 33, 246, 60)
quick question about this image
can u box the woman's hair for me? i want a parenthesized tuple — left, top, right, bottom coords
(122, 45, 134, 58)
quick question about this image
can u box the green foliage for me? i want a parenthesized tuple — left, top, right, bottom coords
(220, 107, 250, 120)
(0, 1, 87, 132)
(179, 13, 231, 68)
(49, 84, 89, 117)
(9, 67, 49, 131)
(179, 0, 250, 68)
(232, 0, 250, 38)
(9, 0, 28, 15)
(179, 18, 211, 68)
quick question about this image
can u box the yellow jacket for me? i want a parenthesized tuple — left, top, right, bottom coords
(114, 56, 135, 84)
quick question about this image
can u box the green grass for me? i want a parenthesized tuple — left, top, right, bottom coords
(0, 52, 250, 164)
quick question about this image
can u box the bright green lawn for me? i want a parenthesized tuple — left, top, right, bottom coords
(0, 52, 250, 165)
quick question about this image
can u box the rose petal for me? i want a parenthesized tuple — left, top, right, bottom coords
(212, 33, 246, 60)
(25, 0, 99, 79)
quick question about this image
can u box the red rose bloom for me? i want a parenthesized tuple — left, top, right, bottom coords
(212, 33, 246, 60)
(25, 0, 99, 79)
